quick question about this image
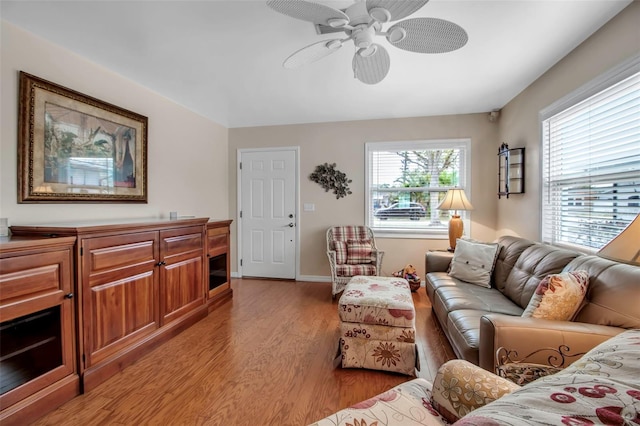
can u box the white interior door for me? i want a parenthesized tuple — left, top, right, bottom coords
(240, 149, 297, 279)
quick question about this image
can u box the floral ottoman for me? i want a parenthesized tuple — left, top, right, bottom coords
(337, 276, 418, 375)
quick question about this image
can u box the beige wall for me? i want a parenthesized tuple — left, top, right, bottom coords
(229, 114, 499, 279)
(0, 22, 229, 225)
(496, 2, 640, 239)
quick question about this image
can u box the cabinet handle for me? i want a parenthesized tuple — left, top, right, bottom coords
(156, 261, 166, 267)
(64, 293, 74, 299)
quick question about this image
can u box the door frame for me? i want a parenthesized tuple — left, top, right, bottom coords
(236, 146, 300, 279)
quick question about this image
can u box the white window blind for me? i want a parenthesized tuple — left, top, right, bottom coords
(365, 139, 470, 237)
(542, 70, 640, 251)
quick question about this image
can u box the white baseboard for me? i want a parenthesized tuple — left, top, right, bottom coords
(296, 275, 331, 282)
(230, 273, 424, 286)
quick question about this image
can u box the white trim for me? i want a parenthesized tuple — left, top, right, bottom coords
(297, 275, 332, 283)
(364, 138, 472, 237)
(540, 54, 640, 121)
(538, 53, 640, 242)
(236, 146, 300, 279)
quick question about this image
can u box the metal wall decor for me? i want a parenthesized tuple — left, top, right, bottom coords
(309, 163, 352, 199)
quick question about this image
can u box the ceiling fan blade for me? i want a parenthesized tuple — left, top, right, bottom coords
(283, 39, 343, 69)
(267, 0, 350, 27)
(366, 0, 428, 22)
(352, 44, 390, 85)
(387, 18, 468, 53)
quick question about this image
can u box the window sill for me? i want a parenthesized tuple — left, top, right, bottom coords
(373, 229, 448, 239)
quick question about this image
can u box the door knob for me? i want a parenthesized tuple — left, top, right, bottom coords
(289, 214, 294, 218)
(288, 223, 294, 227)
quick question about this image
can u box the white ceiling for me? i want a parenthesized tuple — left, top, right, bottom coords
(1, 0, 632, 128)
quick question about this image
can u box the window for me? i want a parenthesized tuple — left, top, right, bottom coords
(365, 139, 471, 237)
(541, 58, 640, 251)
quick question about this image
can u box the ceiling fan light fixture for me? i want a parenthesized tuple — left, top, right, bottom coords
(327, 17, 349, 28)
(326, 39, 343, 50)
(358, 45, 378, 57)
(369, 7, 390, 23)
(387, 27, 407, 44)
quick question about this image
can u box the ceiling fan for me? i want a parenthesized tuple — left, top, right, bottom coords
(266, 0, 468, 84)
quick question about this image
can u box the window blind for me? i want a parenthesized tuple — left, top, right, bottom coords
(542, 71, 640, 250)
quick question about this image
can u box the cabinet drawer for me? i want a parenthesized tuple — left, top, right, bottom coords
(0, 250, 71, 321)
(84, 232, 158, 276)
(207, 227, 228, 254)
(161, 226, 203, 257)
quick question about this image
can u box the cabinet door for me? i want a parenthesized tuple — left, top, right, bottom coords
(159, 226, 204, 325)
(82, 232, 159, 368)
(0, 249, 75, 411)
(206, 225, 230, 298)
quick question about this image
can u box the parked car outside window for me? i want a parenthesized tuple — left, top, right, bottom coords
(374, 202, 426, 220)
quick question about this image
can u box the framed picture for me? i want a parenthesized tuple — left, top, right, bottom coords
(18, 71, 148, 203)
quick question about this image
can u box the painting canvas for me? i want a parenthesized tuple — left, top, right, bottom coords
(18, 72, 148, 202)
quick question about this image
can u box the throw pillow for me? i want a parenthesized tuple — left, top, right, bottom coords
(333, 241, 348, 264)
(346, 239, 375, 264)
(522, 270, 589, 320)
(448, 238, 500, 288)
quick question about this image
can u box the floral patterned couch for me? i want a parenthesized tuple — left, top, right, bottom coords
(310, 329, 640, 425)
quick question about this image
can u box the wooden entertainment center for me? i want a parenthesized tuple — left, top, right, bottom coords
(1, 218, 232, 425)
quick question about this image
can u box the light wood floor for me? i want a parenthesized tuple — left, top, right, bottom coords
(33, 279, 455, 426)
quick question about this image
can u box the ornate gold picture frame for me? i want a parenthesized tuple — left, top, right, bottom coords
(18, 71, 148, 203)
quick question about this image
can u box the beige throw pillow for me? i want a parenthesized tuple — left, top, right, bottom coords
(448, 238, 500, 288)
(522, 270, 589, 320)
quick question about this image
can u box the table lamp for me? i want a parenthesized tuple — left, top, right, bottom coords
(437, 188, 474, 251)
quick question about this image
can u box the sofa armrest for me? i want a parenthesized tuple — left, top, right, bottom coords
(479, 314, 623, 372)
(431, 359, 520, 423)
(425, 250, 454, 273)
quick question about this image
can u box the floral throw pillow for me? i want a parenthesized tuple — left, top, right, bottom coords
(522, 270, 589, 320)
(346, 239, 375, 264)
(333, 241, 348, 264)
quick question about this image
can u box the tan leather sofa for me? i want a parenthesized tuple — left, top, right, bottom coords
(425, 235, 640, 372)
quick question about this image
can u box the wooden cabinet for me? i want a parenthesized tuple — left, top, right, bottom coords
(0, 236, 79, 426)
(206, 220, 232, 310)
(11, 218, 210, 392)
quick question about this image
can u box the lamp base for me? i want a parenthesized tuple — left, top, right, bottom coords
(448, 215, 464, 251)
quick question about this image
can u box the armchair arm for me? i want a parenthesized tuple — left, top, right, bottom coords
(479, 314, 623, 372)
(431, 359, 520, 423)
(425, 251, 453, 273)
(374, 249, 384, 272)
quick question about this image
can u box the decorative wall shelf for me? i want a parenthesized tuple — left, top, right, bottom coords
(498, 143, 525, 199)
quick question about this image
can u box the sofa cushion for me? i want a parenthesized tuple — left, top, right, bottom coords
(493, 236, 536, 292)
(445, 310, 488, 364)
(345, 239, 375, 264)
(434, 285, 524, 319)
(448, 239, 499, 288)
(310, 378, 449, 426)
(333, 241, 348, 264)
(502, 244, 581, 309)
(567, 255, 640, 329)
(522, 270, 589, 320)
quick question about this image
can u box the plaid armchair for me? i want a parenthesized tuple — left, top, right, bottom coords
(326, 226, 384, 297)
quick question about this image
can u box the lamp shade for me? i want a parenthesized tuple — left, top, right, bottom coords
(437, 188, 474, 212)
(597, 214, 640, 265)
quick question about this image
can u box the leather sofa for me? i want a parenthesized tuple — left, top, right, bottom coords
(425, 235, 640, 372)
